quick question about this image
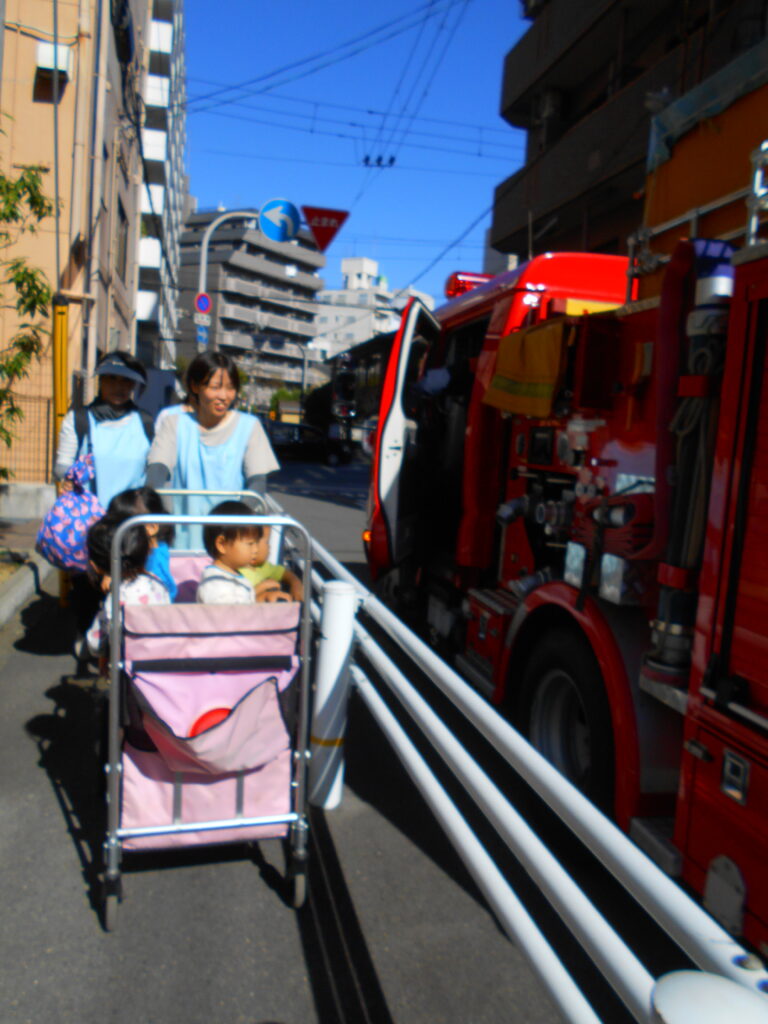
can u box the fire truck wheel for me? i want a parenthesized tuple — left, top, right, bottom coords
(516, 628, 615, 814)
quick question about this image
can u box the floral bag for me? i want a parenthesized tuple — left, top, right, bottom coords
(35, 454, 105, 572)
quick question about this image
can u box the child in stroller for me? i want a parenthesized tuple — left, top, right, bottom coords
(85, 515, 170, 657)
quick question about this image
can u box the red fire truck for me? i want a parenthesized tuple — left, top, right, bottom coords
(364, 237, 768, 951)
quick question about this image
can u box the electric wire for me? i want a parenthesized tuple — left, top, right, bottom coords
(182, 0, 465, 115)
(352, 0, 474, 207)
(198, 108, 516, 163)
(186, 78, 518, 138)
(197, 146, 503, 178)
(385, 0, 473, 164)
(352, 0, 438, 204)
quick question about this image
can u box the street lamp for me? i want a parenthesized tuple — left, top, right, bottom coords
(197, 209, 259, 351)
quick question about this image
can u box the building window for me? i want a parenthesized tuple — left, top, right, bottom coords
(115, 199, 129, 282)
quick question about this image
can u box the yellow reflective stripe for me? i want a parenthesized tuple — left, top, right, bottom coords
(310, 734, 345, 747)
(488, 375, 554, 398)
(563, 298, 620, 315)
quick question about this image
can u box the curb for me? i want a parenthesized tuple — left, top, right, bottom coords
(0, 552, 56, 629)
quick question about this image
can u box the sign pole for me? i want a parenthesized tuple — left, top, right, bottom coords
(197, 209, 259, 350)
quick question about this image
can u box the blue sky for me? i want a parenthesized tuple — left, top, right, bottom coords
(183, 0, 528, 304)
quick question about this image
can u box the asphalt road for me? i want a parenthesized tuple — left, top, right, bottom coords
(0, 459, 567, 1024)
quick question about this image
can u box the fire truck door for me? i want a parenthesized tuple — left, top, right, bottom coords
(377, 300, 441, 565)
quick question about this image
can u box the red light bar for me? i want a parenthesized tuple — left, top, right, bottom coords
(444, 271, 494, 298)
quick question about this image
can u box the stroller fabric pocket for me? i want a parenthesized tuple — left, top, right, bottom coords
(132, 669, 297, 775)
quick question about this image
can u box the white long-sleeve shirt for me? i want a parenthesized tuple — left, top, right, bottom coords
(196, 564, 255, 605)
(86, 573, 171, 655)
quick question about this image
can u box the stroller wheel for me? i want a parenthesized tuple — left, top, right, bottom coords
(101, 876, 122, 932)
(290, 870, 307, 909)
(103, 892, 119, 931)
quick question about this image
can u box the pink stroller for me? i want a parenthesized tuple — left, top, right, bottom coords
(100, 509, 313, 930)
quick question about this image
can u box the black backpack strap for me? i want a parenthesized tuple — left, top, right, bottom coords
(138, 408, 155, 444)
(74, 407, 90, 455)
(73, 406, 97, 495)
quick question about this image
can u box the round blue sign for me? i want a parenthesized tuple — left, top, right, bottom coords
(195, 292, 211, 314)
(260, 199, 300, 243)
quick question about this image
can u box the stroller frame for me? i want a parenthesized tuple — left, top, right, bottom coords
(101, 502, 313, 929)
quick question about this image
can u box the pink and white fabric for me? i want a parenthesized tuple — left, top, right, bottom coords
(167, 553, 211, 602)
(119, 601, 302, 850)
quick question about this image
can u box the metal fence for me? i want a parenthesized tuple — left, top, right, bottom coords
(1, 395, 52, 482)
(269, 495, 768, 1024)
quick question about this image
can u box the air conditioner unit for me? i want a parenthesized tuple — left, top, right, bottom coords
(36, 41, 73, 80)
(521, 0, 547, 17)
(539, 89, 562, 121)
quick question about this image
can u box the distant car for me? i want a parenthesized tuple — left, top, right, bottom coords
(267, 421, 353, 466)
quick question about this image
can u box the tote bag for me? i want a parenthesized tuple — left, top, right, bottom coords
(35, 454, 105, 572)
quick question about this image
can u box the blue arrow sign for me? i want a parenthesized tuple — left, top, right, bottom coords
(196, 324, 209, 347)
(260, 198, 300, 243)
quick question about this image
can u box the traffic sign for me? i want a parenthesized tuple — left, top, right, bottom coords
(302, 206, 349, 252)
(193, 312, 212, 327)
(196, 324, 209, 347)
(260, 199, 300, 243)
(194, 292, 211, 315)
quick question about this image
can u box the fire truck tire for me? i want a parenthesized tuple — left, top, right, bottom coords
(516, 628, 615, 814)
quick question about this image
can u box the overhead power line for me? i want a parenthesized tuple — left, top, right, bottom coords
(196, 146, 503, 178)
(186, 77, 520, 139)
(191, 101, 524, 156)
(183, 0, 466, 115)
(194, 109, 520, 164)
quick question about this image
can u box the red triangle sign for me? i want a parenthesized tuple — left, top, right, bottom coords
(302, 206, 349, 252)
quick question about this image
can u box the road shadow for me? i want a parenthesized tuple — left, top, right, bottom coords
(341, 660, 689, 1023)
(25, 677, 108, 919)
(14, 589, 75, 657)
(295, 808, 395, 1024)
(343, 684, 489, 908)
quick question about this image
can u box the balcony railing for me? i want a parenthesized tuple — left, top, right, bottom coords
(136, 289, 159, 322)
(149, 19, 173, 53)
(492, 47, 680, 249)
(138, 237, 162, 269)
(142, 128, 167, 162)
(141, 183, 165, 215)
(145, 75, 170, 108)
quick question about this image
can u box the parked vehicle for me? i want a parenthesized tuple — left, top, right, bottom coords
(320, 333, 395, 460)
(267, 420, 352, 466)
(365, 182, 768, 949)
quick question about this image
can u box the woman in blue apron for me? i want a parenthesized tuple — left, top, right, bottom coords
(55, 350, 152, 507)
(53, 350, 152, 669)
(145, 351, 280, 549)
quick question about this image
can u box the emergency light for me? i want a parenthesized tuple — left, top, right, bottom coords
(444, 271, 493, 298)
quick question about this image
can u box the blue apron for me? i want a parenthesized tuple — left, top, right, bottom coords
(86, 412, 149, 508)
(172, 410, 255, 550)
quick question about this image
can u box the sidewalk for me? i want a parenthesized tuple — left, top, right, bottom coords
(0, 516, 55, 628)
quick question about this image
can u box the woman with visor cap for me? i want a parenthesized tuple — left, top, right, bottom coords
(54, 350, 153, 667)
(54, 349, 153, 509)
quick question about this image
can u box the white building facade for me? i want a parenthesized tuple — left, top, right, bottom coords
(314, 257, 433, 360)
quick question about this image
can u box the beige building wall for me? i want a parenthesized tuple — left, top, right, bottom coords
(0, 0, 150, 483)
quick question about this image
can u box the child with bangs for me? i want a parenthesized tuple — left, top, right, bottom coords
(196, 500, 262, 605)
(85, 515, 170, 656)
(107, 486, 177, 600)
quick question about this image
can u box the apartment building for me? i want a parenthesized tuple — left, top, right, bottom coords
(135, 0, 188, 371)
(0, 0, 184, 482)
(490, 0, 768, 261)
(177, 209, 327, 403)
(315, 257, 433, 360)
